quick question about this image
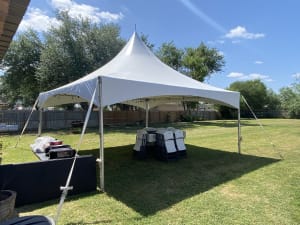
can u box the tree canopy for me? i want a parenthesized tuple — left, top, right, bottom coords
(155, 42, 225, 82)
(182, 43, 224, 82)
(156, 41, 183, 71)
(228, 79, 281, 112)
(279, 82, 300, 118)
(0, 30, 42, 106)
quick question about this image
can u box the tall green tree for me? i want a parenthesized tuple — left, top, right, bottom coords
(229, 79, 268, 111)
(227, 79, 280, 111)
(266, 89, 281, 110)
(218, 80, 281, 118)
(0, 30, 42, 106)
(156, 42, 183, 71)
(182, 43, 224, 82)
(279, 82, 300, 118)
(36, 12, 125, 91)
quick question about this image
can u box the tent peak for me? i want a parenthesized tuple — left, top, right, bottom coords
(123, 31, 153, 57)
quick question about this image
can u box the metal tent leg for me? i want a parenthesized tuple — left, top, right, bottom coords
(98, 77, 104, 191)
(38, 109, 43, 136)
(238, 108, 241, 154)
(145, 99, 149, 128)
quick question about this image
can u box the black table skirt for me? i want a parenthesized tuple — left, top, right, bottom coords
(0, 215, 55, 225)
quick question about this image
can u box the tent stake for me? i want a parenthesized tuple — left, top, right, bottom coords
(98, 77, 105, 191)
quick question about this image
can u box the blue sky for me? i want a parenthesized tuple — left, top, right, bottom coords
(14, 0, 300, 92)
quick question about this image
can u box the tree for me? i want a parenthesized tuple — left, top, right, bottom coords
(0, 76, 7, 103)
(36, 12, 125, 91)
(279, 82, 300, 118)
(0, 30, 42, 106)
(182, 43, 224, 82)
(229, 79, 269, 111)
(218, 80, 281, 118)
(266, 89, 281, 110)
(156, 41, 183, 71)
(140, 33, 154, 51)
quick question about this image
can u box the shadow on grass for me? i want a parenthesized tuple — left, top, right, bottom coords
(79, 144, 279, 216)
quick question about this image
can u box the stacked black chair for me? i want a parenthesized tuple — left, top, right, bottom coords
(155, 129, 178, 161)
(133, 129, 148, 159)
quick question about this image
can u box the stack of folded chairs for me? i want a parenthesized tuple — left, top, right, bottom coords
(155, 127, 187, 161)
(133, 129, 148, 159)
(155, 128, 178, 161)
(133, 127, 187, 161)
(172, 128, 187, 157)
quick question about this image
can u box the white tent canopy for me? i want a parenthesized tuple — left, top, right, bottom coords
(35, 32, 241, 191)
(37, 32, 240, 110)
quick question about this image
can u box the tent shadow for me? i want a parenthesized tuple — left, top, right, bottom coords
(79, 144, 279, 216)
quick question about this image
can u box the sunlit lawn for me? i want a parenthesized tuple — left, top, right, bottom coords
(1, 119, 300, 225)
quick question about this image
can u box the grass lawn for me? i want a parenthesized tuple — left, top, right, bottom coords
(1, 119, 300, 225)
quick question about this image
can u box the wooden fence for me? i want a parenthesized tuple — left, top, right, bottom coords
(0, 110, 218, 132)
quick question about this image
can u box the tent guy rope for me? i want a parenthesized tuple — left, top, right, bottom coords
(54, 86, 97, 224)
(15, 98, 39, 148)
(241, 95, 284, 160)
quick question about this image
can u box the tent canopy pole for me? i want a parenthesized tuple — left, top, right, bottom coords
(38, 109, 43, 137)
(238, 107, 241, 154)
(98, 77, 105, 191)
(145, 99, 149, 128)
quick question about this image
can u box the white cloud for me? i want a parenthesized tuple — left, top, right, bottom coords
(227, 72, 272, 82)
(248, 73, 268, 80)
(51, 0, 123, 23)
(254, 60, 264, 64)
(19, 0, 123, 32)
(292, 73, 300, 79)
(51, 0, 72, 9)
(19, 8, 61, 32)
(225, 26, 265, 39)
(227, 72, 244, 78)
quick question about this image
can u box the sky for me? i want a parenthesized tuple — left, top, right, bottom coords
(10, 0, 300, 92)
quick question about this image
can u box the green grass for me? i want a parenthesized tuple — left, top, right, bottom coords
(1, 119, 300, 225)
